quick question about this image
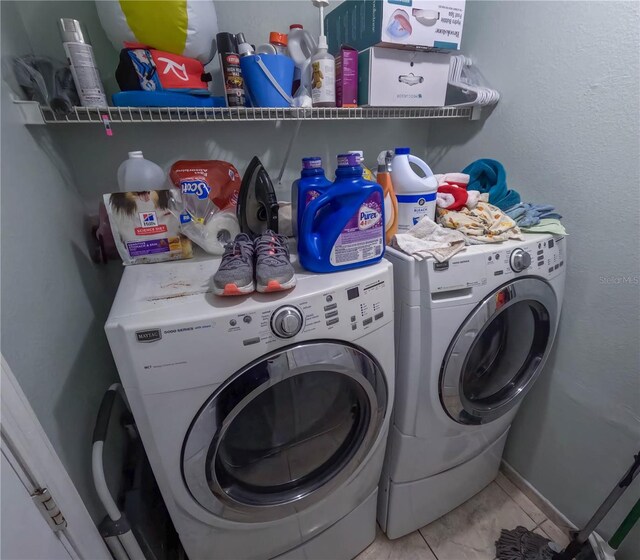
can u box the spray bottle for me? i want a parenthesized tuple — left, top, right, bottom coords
(217, 32, 245, 107)
(377, 150, 399, 243)
(59, 18, 107, 107)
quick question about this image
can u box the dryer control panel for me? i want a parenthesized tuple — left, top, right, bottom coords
(426, 235, 565, 295)
(485, 236, 565, 281)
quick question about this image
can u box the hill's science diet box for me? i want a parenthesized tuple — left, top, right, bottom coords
(326, 0, 466, 54)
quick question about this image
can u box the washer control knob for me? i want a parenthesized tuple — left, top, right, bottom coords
(510, 249, 531, 272)
(271, 306, 304, 338)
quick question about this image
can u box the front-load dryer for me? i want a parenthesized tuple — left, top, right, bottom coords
(105, 256, 394, 560)
(380, 233, 566, 539)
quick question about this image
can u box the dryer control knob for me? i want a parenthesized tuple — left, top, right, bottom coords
(271, 306, 304, 338)
(510, 248, 532, 272)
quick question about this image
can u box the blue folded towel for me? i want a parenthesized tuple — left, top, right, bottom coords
(462, 159, 521, 211)
(505, 203, 562, 228)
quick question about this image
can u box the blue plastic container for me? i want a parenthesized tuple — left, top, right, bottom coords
(292, 157, 332, 237)
(112, 91, 226, 107)
(240, 54, 294, 108)
(299, 153, 385, 273)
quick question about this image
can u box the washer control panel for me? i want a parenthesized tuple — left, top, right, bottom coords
(218, 270, 392, 347)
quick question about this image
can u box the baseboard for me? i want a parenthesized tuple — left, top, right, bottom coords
(500, 460, 577, 532)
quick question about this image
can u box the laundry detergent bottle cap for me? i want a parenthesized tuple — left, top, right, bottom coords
(292, 156, 331, 238)
(299, 152, 384, 272)
(391, 147, 438, 231)
(117, 150, 166, 192)
(302, 156, 323, 170)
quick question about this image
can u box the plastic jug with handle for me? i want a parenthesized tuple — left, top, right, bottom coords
(299, 153, 385, 273)
(291, 156, 332, 237)
(117, 151, 166, 192)
(391, 147, 438, 231)
(288, 24, 316, 95)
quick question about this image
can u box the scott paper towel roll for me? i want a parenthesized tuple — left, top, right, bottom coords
(181, 210, 240, 254)
(201, 211, 241, 254)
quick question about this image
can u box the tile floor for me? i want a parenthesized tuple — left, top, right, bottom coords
(356, 473, 570, 560)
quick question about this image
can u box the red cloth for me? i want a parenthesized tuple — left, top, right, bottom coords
(437, 184, 468, 211)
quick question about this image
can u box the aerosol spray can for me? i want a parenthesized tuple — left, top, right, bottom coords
(59, 18, 107, 107)
(216, 32, 245, 107)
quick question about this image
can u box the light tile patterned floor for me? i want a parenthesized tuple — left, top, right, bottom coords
(356, 478, 570, 560)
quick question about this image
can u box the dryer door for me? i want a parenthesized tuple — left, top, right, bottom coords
(440, 278, 558, 425)
(182, 341, 387, 522)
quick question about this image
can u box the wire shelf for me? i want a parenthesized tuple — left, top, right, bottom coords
(37, 105, 475, 124)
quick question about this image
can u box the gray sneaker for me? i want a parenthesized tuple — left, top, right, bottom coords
(213, 233, 255, 296)
(255, 230, 296, 293)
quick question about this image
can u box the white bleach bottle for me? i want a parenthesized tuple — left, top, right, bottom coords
(391, 147, 439, 231)
(59, 18, 107, 107)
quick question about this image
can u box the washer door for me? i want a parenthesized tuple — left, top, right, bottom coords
(182, 342, 387, 522)
(440, 278, 558, 425)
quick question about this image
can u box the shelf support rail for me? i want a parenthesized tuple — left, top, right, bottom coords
(277, 120, 303, 185)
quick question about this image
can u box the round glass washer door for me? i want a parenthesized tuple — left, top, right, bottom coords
(182, 341, 387, 522)
(440, 278, 558, 425)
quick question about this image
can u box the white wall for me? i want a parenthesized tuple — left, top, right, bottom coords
(1, 1, 123, 522)
(426, 2, 640, 558)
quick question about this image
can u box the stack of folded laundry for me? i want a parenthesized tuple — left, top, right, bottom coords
(432, 167, 523, 244)
(504, 202, 566, 235)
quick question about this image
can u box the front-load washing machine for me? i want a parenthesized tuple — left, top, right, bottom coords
(105, 256, 395, 560)
(380, 233, 566, 539)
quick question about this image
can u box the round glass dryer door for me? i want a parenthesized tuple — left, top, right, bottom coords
(182, 342, 387, 522)
(440, 278, 558, 425)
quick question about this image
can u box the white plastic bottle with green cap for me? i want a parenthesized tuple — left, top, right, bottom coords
(117, 151, 166, 192)
(391, 147, 439, 231)
(311, 35, 335, 107)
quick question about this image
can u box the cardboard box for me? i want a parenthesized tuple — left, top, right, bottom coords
(358, 47, 450, 107)
(336, 45, 358, 107)
(326, 0, 465, 54)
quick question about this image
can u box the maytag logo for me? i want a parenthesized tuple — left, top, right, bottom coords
(136, 329, 162, 343)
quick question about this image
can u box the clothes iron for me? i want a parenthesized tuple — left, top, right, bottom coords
(237, 156, 279, 238)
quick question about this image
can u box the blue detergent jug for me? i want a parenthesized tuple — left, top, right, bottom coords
(299, 153, 385, 273)
(292, 157, 332, 237)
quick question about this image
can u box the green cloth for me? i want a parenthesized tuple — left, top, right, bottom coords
(521, 218, 567, 236)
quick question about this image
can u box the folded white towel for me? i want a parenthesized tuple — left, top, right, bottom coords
(391, 216, 466, 262)
(436, 192, 456, 208)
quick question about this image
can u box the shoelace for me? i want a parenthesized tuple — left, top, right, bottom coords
(219, 235, 253, 269)
(255, 231, 290, 258)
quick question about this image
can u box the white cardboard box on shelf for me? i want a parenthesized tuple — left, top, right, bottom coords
(326, 0, 466, 53)
(358, 48, 451, 107)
